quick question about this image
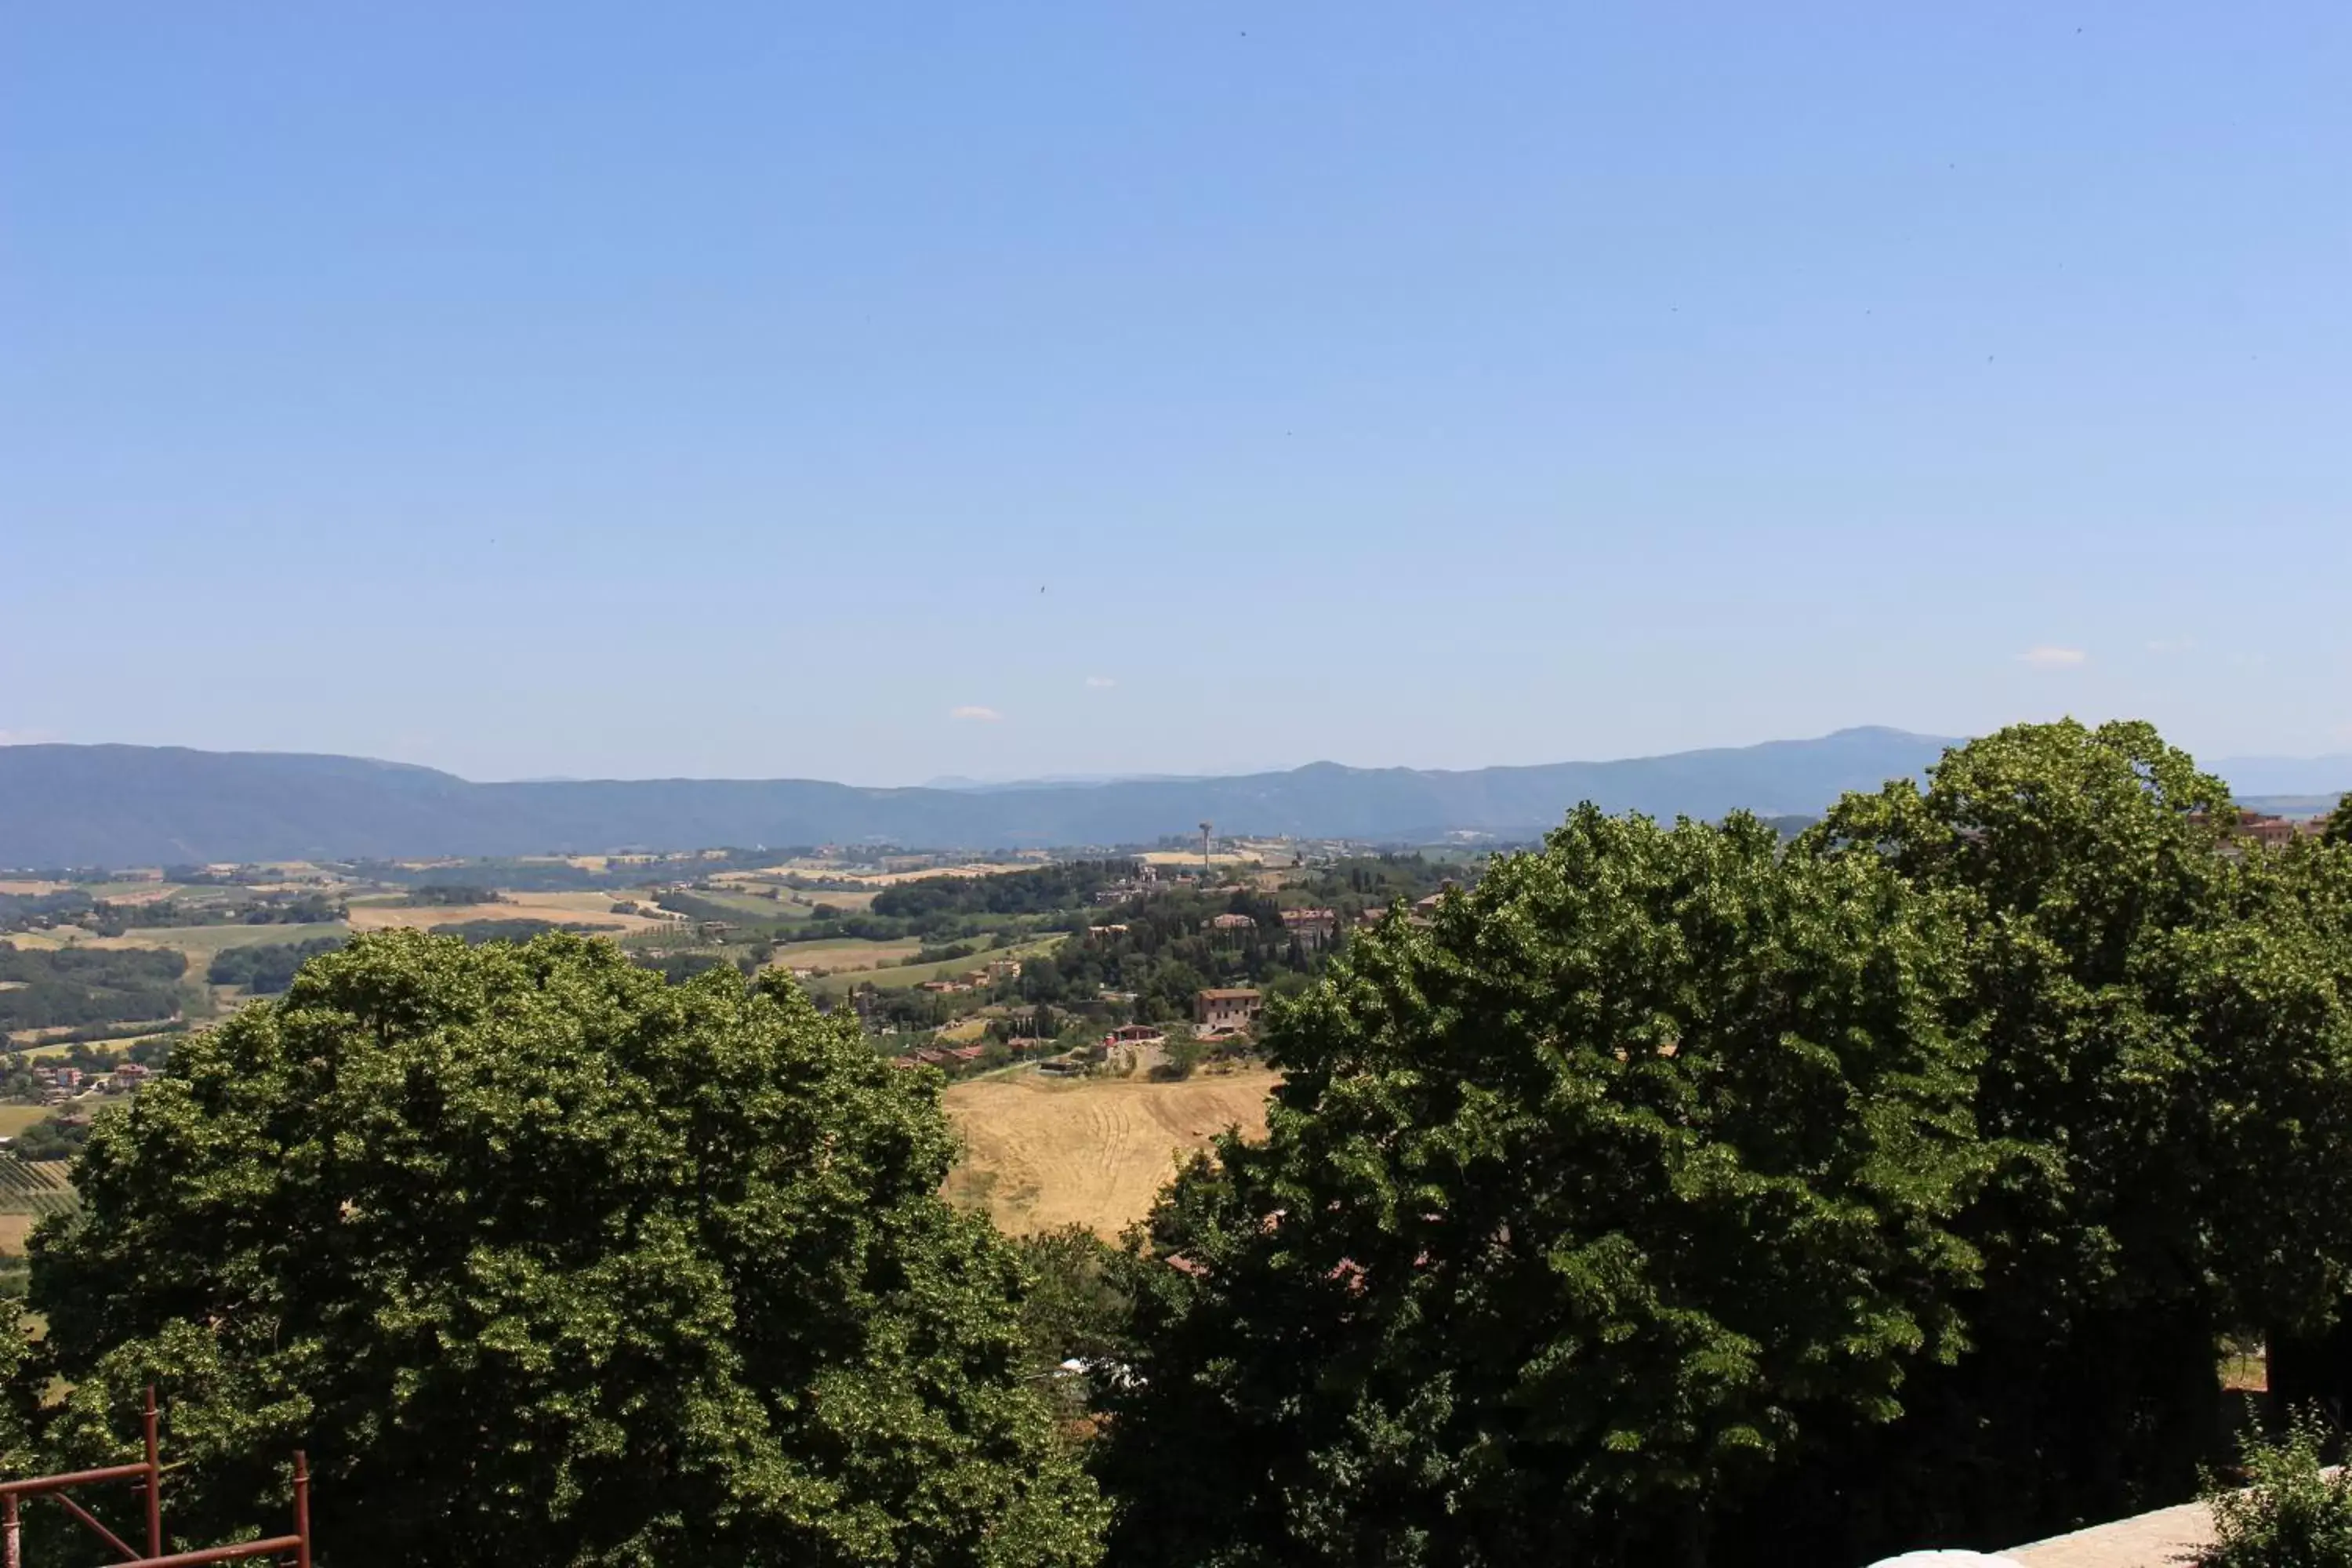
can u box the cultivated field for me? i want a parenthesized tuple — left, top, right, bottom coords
(0, 1160, 78, 1256)
(769, 862, 1038, 887)
(85, 921, 351, 961)
(802, 936, 1067, 996)
(942, 1066, 1278, 1237)
(667, 887, 797, 919)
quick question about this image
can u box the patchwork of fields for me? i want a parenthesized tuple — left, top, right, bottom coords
(3, 848, 1334, 1256)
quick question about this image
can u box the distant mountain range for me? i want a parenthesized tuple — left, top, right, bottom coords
(0, 729, 2343, 868)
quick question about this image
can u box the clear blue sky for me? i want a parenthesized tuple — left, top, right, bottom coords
(4, 3, 2346, 784)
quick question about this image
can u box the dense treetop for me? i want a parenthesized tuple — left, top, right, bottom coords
(1102, 806, 1986, 1564)
(30, 931, 1105, 1568)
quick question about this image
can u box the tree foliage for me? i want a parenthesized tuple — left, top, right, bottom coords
(1100, 807, 1984, 1566)
(30, 930, 1105, 1568)
(0, 943, 187, 1029)
(872, 863, 1140, 921)
(206, 936, 348, 993)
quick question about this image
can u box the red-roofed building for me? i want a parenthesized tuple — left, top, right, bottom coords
(1194, 988, 1262, 1032)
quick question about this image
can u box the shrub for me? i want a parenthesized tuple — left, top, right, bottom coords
(2205, 1408, 2352, 1568)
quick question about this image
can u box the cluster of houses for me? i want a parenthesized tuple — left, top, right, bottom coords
(28, 1060, 150, 1103)
(915, 956, 1025, 995)
(892, 1041, 990, 1071)
(1213, 895, 1450, 942)
(1087, 864, 1264, 906)
(1359, 892, 1449, 927)
(2225, 809, 2336, 848)
(1201, 908, 1342, 949)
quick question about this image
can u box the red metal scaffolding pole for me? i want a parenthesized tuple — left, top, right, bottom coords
(0, 1389, 314, 1568)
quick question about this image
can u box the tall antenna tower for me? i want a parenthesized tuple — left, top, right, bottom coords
(1200, 821, 1214, 878)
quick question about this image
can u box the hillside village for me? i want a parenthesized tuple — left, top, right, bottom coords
(0, 834, 1466, 1168)
(7, 781, 2352, 1568)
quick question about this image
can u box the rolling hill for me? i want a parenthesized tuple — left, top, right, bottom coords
(0, 728, 2338, 866)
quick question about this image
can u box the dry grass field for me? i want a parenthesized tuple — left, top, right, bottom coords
(95, 886, 180, 906)
(0, 931, 77, 951)
(0, 1107, 52, 1138)
(79, 921, 350, 963)
(942, 1066, 1278, 1237)
(793, 888, 880, 913)
(346, 891, 673, 935)
(18, 1033, 172, 1062)
(765, 938, 927, 976)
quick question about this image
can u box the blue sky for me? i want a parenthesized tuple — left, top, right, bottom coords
(3, 3, 2347, 784)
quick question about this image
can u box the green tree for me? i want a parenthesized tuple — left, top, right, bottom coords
(1155, 1024, 1204, 1081)
(0, 1300, 41, 1472)
(30, 929, 1105, 1568)
(2325, 793, 2352, 848)
(1011, 1226, 1134, 1428)
(1777, 720, 2352, 1555)
(2248, 829, 2352, 1424)
(1100, 808, 1984, 1566)
(1012, 1226, 1133, 1375)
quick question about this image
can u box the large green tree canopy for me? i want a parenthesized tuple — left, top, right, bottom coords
(2325, 791, 2352, 848)
(30, 931, 1105, 1568)
(1102, 723, 2352, 1566)
(1789, 721, 2352, 1550)
(1100, 808, 1986, 1566)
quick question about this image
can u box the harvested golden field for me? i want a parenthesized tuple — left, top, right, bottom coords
(772, 862, 1037, 887)
(0, 881, 68, 896)
(795, 888, 880, 913)
(765, 938, 927, 975)
(943, 1066, 1278, 1237)
(0, 931, 74, 951)
(346, 891, 673, 935)
(75, 923, 348, 966)
(100, 886, 183, 906)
